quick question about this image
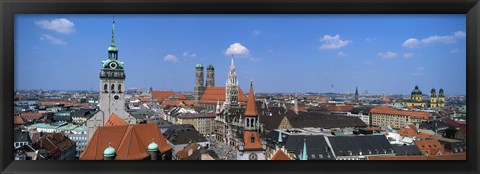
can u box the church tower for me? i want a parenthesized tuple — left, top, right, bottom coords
(354, 86, 359, 103)
(194, 64, 205, 106)
(430, 88, 437, 108)
(206, 64, 215, 87)
(224, 58, 240, 109)
(87, 18, 134, 141)
(237, 80, 265, 160)
(438, 88, 445, 107)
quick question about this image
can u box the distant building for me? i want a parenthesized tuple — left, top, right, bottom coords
(16, 132, 76, 160)
(177, 113, 216, 135)
(370, 106, 432, 128)
(401, 85, 445, 108)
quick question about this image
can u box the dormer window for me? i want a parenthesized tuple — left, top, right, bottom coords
(250, 134, 255, 143)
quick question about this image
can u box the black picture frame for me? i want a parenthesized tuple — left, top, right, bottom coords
(1, 0, 479, 174)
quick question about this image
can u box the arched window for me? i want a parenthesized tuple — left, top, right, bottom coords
(251, 118, 255, 128)
(111, 84, 115, 93)
(104, 84, 108, 93)
(118, 84, 122, 93)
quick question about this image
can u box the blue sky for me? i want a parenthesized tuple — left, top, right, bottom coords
(15, 15, 466, 95)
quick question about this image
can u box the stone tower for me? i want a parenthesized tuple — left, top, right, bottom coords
(224, 58, 240, 109)
(87, 18, 134, 141)
(206, 64, 215, 87)
(438, 88, 445, 107)
(430, 88, 437, 108)
(194, 64, 205, 106)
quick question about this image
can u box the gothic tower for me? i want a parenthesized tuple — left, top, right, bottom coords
(224, 58, 240, 109)
(194, 64, 205, 106)
(438, 88, 445, 107)
(430, 88, 437, 108)
(87, 18, 134, 141)
(206, 64, 215, 87)
(354, 86, 359, 102)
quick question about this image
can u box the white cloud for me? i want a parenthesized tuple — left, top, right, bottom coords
(35, 18, 75, 34)
(225, 43, 250, 57)
(40, 34, 66, 45)
(337, 51, 347, 57)
(402, 38, 421, 48)
(320, 34, 351, 49)
(252, 30, 261, 36)
(164, 54, 178, 63)
(402, 31, 465, 48)
(378, 51, 398, 59)
(403, 53, 414, 58)
(183, 51, 197, 58)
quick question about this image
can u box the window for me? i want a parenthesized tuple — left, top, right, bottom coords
(111, 84, 115, 93)
(118, 84, 122, 93)
(104, 84, 108, 92)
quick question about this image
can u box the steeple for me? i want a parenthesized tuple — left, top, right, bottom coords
(354, 86, 359, 102)
(108, 17, 118, 60)
(244, 80, 258, 117)
(224, 56, 239, 107)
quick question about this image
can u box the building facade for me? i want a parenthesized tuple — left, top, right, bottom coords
(370, 106, 432, 129)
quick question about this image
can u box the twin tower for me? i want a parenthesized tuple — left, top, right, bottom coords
(194, 64, 215, 105)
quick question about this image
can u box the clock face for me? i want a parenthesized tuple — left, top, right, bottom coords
(248, 153, 257, 160)
(113, 94, 120, 101)
(109, 62, 117, 69)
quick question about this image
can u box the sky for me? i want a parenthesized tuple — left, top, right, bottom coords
(15, 14, 466, 95)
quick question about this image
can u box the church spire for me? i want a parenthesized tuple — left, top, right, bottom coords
(244, 80, 258, 117)
(111, 17, 115, 46)
(108, 17, 118, 60)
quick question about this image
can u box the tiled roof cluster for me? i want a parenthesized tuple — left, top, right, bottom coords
(199, 87, 247, 103)
(80, 123, 171, 160)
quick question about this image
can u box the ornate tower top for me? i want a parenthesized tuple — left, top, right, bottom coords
(108, 17, 118, 58)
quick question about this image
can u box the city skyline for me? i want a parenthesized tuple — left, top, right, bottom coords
(15, 14, 466, 95)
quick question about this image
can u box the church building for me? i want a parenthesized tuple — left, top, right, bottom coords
(401, 85, 445, 108)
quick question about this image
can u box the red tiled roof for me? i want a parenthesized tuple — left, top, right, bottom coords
(200, 87, 247, 103)
(175, 143, 201, 160)
(442, 117, 462, 127)
(137, 97, 151, 102)
(14, 116, 29, 125)
(183, 100, 194, 106)
(370, 106, 431, 120)
(80, 124, 171, 160)
(325, 105, 354, 112)
(398, 128, 431, 139)
(415, 139, 446, 156)
(243, 131, 263, 150)
(105, 113, 128, 127)
(21, 112, 45, 120)
(271, 149, 292, 160)
(152, 91, 174, 102)
(244, 83, 258, 117)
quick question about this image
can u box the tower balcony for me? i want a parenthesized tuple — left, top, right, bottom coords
(100, 69, 126, 79)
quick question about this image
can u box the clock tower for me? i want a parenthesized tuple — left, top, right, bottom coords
(87, 18, 134, 141)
